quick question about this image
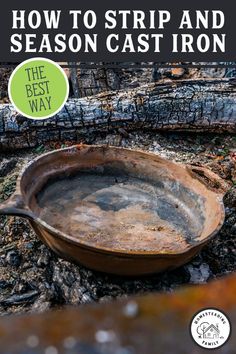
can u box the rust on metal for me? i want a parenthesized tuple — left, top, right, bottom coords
(0, 145, 226, 275)
(0, 273, 235, 353)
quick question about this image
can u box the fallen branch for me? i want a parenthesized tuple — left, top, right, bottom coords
(0, 78, 235, 150)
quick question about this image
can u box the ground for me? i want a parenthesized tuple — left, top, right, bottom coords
(0, 131, 236, 316)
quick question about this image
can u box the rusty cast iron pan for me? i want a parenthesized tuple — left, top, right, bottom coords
(0, 145, 227, 276)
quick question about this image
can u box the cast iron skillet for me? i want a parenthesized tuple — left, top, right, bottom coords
(0, 145, 227, 276)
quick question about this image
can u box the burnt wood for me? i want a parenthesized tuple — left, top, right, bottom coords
(0, 78, 235, 150)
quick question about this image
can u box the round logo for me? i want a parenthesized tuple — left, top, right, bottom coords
(8, 58, 69, 120)
(190, 308, 231, 349)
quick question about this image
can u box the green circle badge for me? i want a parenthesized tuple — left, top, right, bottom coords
(8, 58, 69, 120)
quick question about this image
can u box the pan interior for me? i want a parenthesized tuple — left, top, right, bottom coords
(35, 166, 205, 253)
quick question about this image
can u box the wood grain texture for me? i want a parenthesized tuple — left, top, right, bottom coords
(0, 78, 235, 150)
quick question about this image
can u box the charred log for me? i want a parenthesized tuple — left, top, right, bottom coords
(0, 78, 235, 150)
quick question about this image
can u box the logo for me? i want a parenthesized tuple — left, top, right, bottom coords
(190, 308, 231, 349)
(8, 58, 69, 120)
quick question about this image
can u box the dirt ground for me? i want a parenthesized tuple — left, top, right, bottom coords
(1, 131, 236, 316)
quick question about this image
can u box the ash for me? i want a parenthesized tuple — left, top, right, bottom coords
(0, 131, 236, 316)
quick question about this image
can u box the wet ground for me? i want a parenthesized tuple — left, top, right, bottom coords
(0, 131, 236, 316)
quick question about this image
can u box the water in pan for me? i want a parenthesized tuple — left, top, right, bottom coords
(37, 172, 204, 252)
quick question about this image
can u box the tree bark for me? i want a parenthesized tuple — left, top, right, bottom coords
(0, 78, 235, 150)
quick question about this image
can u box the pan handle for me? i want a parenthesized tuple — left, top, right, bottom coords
(0, 194, 35, 220)
(186, 164, 230, 195)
